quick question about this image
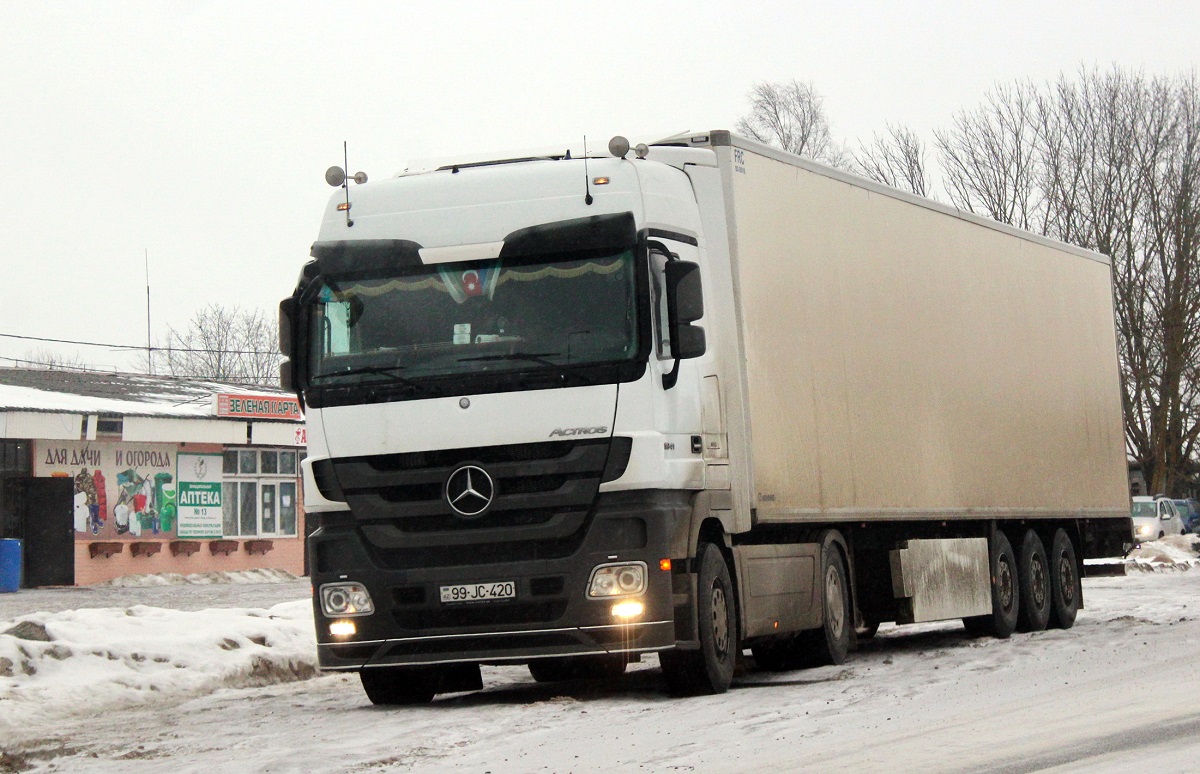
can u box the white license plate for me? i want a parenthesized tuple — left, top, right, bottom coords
(439, 581, 517, 604)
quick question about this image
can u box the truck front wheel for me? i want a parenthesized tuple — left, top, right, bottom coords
(660, 542, 737, 695)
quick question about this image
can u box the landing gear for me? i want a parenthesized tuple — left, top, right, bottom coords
(660, 542, 738, 694)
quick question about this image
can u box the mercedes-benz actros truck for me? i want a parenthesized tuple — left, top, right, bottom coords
(280, 131, 1132, 704)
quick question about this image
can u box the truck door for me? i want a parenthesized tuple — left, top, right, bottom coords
(702, 375, 729, 489)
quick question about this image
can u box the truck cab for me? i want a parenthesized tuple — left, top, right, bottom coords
(282, 143, 734, 702)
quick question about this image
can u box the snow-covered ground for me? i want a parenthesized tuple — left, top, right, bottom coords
(2, 542, 1200, 773)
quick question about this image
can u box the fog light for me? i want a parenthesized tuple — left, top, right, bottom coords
(319, 582, 374, 617)
(329, 620, 356, 637)
(587, 562, 647, 598)
(612, 600, 645, 619)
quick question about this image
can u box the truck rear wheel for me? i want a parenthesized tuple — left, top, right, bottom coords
(799, 546, 852, 666)
(1016, 530, 1051, 632)
(751, 544, 852, 670)
(1047, 528, 1081, 629)
(528, 655, 627, 683)
(962, 530, 1019, 639)
(660, 542, 737, 695)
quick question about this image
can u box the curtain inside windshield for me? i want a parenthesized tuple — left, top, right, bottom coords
(309, 250, 638, 380)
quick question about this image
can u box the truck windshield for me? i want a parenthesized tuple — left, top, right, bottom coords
(306, 248, 640, 385)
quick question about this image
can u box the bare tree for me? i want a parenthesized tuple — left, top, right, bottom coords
(143, 304, 282, 386)
(19, 348, 89, 370)
(932, 67, 1200, 495)
(934, 82, 1043, 230)
(737, 80, 851, 167)
(854, 123, 931, 197)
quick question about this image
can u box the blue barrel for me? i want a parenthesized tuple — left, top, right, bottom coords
(0, 539, 21, 593)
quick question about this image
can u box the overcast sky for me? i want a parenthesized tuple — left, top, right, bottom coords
(2, 1, 1197, 372)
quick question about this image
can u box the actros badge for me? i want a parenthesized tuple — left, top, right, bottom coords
(445, 465, 495, 517)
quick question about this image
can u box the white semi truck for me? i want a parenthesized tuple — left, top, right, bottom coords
(280, 131, 1133, 704)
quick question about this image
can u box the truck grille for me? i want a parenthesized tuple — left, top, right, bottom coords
(329, 438, 616, 567)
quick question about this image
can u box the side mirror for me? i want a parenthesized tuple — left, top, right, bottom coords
(278, 297, 299, 395)
(665, 261, 706, 360)
(278, 298, 296, 358)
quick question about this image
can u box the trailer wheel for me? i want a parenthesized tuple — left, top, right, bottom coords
(660, 542, 737, 694)
(1047, 528, 1081, 629)
(1015, 530, 1051, 632)
(962, 530, 1019, 639)
(528, 655, 627, 683)
(360, 667, 438, 705)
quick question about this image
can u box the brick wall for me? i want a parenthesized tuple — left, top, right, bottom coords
(73, 535, 307, 585)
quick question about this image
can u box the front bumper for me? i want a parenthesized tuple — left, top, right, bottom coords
(310, 491, 689, 669)
(318, 620, 675, 669)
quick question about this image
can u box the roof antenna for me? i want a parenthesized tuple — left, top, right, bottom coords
(325, 141, 368, 228)
(583, 136, 593, 206)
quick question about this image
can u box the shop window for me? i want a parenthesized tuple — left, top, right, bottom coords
(221, 482, 238, 535)
(280, 481, 297, 534)
(1, 441, 30, 475)
(221, 447, 299, 538)
(239, 482, 257, 535)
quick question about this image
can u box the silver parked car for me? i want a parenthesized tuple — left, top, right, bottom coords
(1131, 496, 1186, 543)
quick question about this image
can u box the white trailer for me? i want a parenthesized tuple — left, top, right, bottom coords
(281, 131, 1132, 702)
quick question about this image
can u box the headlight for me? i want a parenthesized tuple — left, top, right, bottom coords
(1136, 524, 1153, 537)
(319, 582, 374, 617)
(587, 562, 647, 598)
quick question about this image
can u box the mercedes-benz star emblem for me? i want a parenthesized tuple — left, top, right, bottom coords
(445, 465, 494, 518)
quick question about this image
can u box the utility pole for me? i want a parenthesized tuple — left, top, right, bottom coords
(145, 248, 152, 374)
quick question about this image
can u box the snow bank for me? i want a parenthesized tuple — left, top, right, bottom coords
(0, 600, 317, 726)
(99, 568, 302, 587)
(1126, 534, 1200, 570)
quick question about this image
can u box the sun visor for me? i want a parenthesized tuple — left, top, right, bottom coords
(310, 239, 424, 275)
(499, 212, 636, 259)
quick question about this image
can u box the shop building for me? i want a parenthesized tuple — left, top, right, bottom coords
(0, 368, 307, 586)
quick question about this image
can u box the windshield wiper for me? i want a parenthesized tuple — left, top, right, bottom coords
(457, 352, 593, 385)
(311, 364, 423, 391)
